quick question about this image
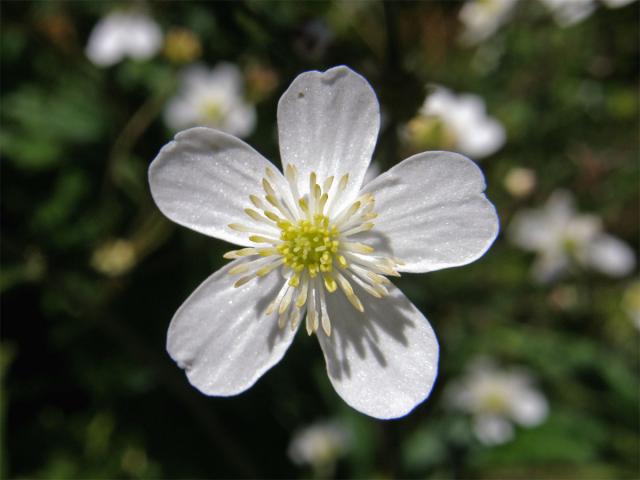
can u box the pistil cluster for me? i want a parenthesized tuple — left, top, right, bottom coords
(223, 164, 401, 336)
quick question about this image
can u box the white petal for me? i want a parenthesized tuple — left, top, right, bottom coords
(585, 234, 636, 277)
(509, 209, 559, 252)
(149, 127, 281, 246)
(124, 14, 162, 60)
(510, 390, 548, 427)
(456, 116, 506, 159)
(277, 66, 379, 201)
(362, 151, 499, 273)
(473, 415, 514, 445)
(317, 282, 439, 419)
(85, 13, 127, 67)
(531, 252, 569, 283)
(166, 260, 297, 396)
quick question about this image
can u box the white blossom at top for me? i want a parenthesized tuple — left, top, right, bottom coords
(415, 86, 506, 160)
(164, 63, 256, 138)
(458, 0, 519, 45)
(288, 420, 350, 468)
(510, 190, 635, 282)
(148, 66, 499, 419)
(540, 0, 637, 27)
(447, 359, 549, 445)
(85, 11, 162, 67)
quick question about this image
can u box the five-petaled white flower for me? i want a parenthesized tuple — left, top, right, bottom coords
(447, 358, 549, 445)
(510, 190, 635, 283)
(85, 11, 162, 67)
(405, 86, 506, 160)
(149, 66, 499, 419)
(287, 420, 351, 468)
(164, 63, 256, 138)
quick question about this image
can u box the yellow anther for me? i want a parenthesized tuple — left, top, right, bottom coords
(289, 273, 301, 287)
(228, 264, 250, 275)
(249, 195, 263, 209)
(223, 248, 257, 259)
(323, 176, 334, 192)
(249, 235, 275, 244)
(264, 211, 280, 222)
(338, 173, 349, 191)
(244, 208, 264, 222)
(323, 273, 337, 293)
(234, 276, 253, 288)
(262, 178, 276, 197)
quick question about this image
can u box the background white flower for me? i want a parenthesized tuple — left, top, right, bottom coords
(447, 359, 549, 445)
(458, 0, 519, 45)
(540, 0, 637, 27)
(510, 190, 635, 282)
(287, 420, 350, 469)
(164, 63, 256, 138)
(85, 11, 162, 67)
(149, 66, 499, 419)
(406, 86, 506, 160)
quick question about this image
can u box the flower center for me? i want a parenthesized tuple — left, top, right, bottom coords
(277, 215, 340, 280)
(200, 100, 224, 124)
(223, 165, 401, 336)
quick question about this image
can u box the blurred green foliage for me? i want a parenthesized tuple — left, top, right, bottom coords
(2, 1, 638, 479)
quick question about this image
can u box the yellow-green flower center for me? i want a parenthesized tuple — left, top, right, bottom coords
(200, 101, 223, 123)
(276, 214, 340, 279)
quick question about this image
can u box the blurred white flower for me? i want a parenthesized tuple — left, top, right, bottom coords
(164, 63, 256, 138)
(85, 11, 162, 67)
(510, 190, 636, 282)
(540, 0, 636, 27)
(539, 0, 597, 26)
(288, 420, 350, 468)
(503, 167, 537, 198)
(447, 359, 548, 445)
(406, 86, 506, 160)
(459, 0, 519, 45)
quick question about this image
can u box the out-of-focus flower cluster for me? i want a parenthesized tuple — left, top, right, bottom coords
(447, 359, 548, 445)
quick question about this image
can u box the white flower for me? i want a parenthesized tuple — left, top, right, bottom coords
(541, 0, 636, 26)
(510, 190, 635, 282)
(164, 63, 256, 138)
(539, 0, 597, 26)
(288, 420, 350, 468)
(85, 11, 162, 67)
(148, 66, 499, 419)
(447, 359, 548, 445)
(458, 0, 519, 45)
(412, 86, 506, 160)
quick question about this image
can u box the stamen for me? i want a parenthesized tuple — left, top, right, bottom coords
(341, 222, 374, 236)
(249, 235, 280, 245)
(335, 271, 364, 312)
(342, 242, 375, 254)
(322, 176, 334, 193)
(223, 247, 259, 259)
(227, 169, 401, 332)
(318, 285, 331, 336)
